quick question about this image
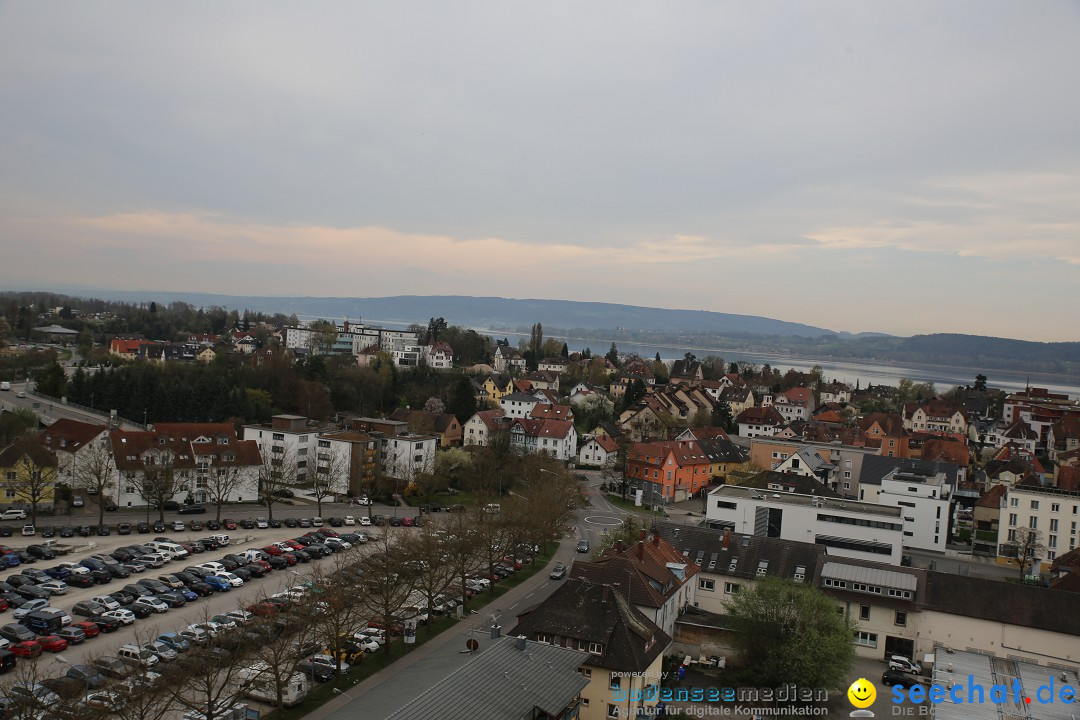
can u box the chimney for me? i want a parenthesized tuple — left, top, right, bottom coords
(722, 530, 731, 549)
(652, 531, 660, 546)
(491, 624, 501, 640)
(615, 541, 625, 555)
(639, 529, 646, 542)
(516, 635, 527, 651)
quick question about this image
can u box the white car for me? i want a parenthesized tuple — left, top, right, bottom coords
(225, 609, 254, 625)
(192, 621, 224, 637)
(134, 596, 169, 614)
(0, 509, 27, 521)
(255, 518, 269, 529)
(92, 595, 121, 611)
(215, 572, 243, 587)
(343, 516, 356, 526)
(139, 554, 169, 568)
(21, 525, 35, 536)
(103, 608, 137, 625)
(171, 521, 185, 532)
(57, 562, 90, 575)
(38, 580, 69, 595)
(359, 516, 371, 526)
(353, 628, 385, 646)
(352, 636, 380, 653)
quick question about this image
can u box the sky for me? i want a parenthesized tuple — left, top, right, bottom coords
(1, 2, 1078, 341)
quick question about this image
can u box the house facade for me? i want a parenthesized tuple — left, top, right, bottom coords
(462, 409, 509, 447)
(508, 418, 577, 461)
(578, 434, 618, 468)
(624, 440, 713, 504)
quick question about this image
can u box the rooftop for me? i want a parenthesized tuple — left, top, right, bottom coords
(709, 484, 902, 518)
(931, 649, 1080, 720)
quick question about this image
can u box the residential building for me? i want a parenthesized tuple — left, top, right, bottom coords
(0, 438, 58, 512)
(493, 345, 526, 374)
(509, 418, 577, 462)
(718, 385, 754, 416)
(538, 357, 569, 374)
(512, 579, 671, 720)
(479, 374, 514, 405)
(571, 531, 698, 637)
(971, 484, 1006, 556)
(705, 484, 905, 565)
(773, 387, 815, 422)
(426, 341, 454, 369)
(995, 484, 1080, 570)
(1047, 416, 1080, 463)
(902, 400, 968, 441)
(771, 446, 836, 484)
(859, 466, 951, 553)
(525, 370, 560, 392)
(670, 358, 703, 383)
(462, 409, 509, 447)
(677, 428, 749, 481)
(734, 406, 785, 438)
(243, 415, 334, 484)
(578, 434, 618, 468)
(314, 430, 378, 498)
(388, 409, 462, 447)
(379, 432, 438, 481)
(625, 440, 713, 504)
(39, 419, 109, 487)
(818, 382, 852, 405)
(499, 392, 541, 419)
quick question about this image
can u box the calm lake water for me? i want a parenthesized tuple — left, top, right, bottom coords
(331, 317, 1080, 400)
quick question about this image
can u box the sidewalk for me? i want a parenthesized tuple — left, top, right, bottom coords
(305, 541, 574, 720)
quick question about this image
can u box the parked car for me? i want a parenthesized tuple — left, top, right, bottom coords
(137, 522, 150, 534)
(888, 655, 922, 674)
(92, 656, 132, 680)
(72, 601, 109, 618)
(177, 505, 206, 515)
(156, 632, 191, 653)
(66, 663, 107, 689)
(101, 609, 136, 626)
(117, 522, 132, 535)
(55, 626, 87, 645)
(882, 670, 924, 687)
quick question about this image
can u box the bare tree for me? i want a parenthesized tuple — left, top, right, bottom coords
(311, 443, 347, 518)
(1, 439, 59, 527)
(300, 549, 370, 679)
(132, 450, 184, 523)
(258, 444, 298, 523)
(400, 523, 459, 633)
(204, 460, 249, 522)
(164, 620, 250, 720)
(73, 441, 116, 525)
(359, 528, 416, 655)
(1005, 527, 1047, 581)
(441, 509, 483, 610)
(242, 605, 318, 710)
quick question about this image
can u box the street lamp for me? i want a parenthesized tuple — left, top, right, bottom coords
(508, 490, 529, 504)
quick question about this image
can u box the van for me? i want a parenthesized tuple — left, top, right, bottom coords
(0, 382, 10, 391)
(888, 655, 922, 674)
(72, 496, 84, 508)
(483, 503, 501, 514)
(197, 561, 226, 574)
(207, 534, 230, 547)
(118, 643, 160, 669)
(147, 542, 187, 560)
(237, 663, 310, 707)
(23, 609, 65, 635)
(242, 549, 266, 563)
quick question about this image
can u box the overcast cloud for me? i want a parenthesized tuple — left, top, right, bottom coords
(1, 2, 1078, 340)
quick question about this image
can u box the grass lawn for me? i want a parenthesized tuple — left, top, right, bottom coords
(262, 541, 561, 719)
(603, 493, 667, 516)
(403, 489, 479, 509)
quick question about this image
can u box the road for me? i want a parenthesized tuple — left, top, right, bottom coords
(1, 381, 143, 430)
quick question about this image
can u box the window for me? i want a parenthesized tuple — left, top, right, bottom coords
(1010, 498, 1019, 507)
(272, 433, 284, 441)
(1031, 500, 1040, 510)
(859, 605, 870, 621)
(699, 579, 715, 591)
(579, 667, 592, 678)
(1029, 517, 1038, 529)
(1009, 513, 1018, 526)
(895, 611, 907, 627)
(1052, 503, 1060, 512)
(1049, 535, 1057, 548)
(608, 704, 620, 718)
(589, 642, 603, 654)
(581, 698, 589, 707)
(794, 565, 806, 582)
(854, 631, 878, 648)
(844, 482, 851, 489)
(724, 582, 740, 594)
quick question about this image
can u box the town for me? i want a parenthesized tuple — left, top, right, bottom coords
(0, 298, 1077, 719)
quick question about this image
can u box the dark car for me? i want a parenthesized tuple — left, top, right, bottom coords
(104, 500, 118, 511)
(123, 584, 153, 598)
(117, 522, 132, 535)
(42, 566, 71, 580)
(73, 601, 108, 618)
(91, 656, 130, 679)
(297, 658, 334, 683)
(576, 540, 590, 553)
(91, 616, 123, 633)
(265, 555, 289, 571)
(206, 520, 221, 531)
(388, 516, 402, 527)
(0, 623, 36, 643)
(178, 505, 206, 515)
(59, 526, 75, 538)
(283, 517, 298, 528)
(268, 518, 282, 528)
(152, 520, 166, 533)
(13, 551, 35, 564)
(55, 626, 87, 645)
(110, 590, 136, 606)
(158, 591, 186, 608)
(371, 515, 386, 526)
(110, 547, 135, 562)
(218, 557, 241, 571)
(38, 526, 55, 539)
(88, 569, 112, 585)
(307, 543, 331, 558)
(288, 549, 311, 563)
(96, 525, 110, 536)
(245, 562, 269, 578)
(104, 565, 130, 580)
(238, 519, 256, 529)
(26, 545, 56, 561)
(328, 516, 344, 527)
(67, 574, 96, 589)
(15, 584, 50, 600)
(66, 663, 106, 689)
(129, 603, 153, 619)
(137, 579, 170, 594)
(882, 670, 923, 688)
(184, 580, 215, 597)
(77, 525, 93, 537)
(188, 520, 204, 531)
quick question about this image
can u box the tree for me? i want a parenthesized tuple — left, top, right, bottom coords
(974, 374, 988, 392)
(300, 549, 370, 680)
(561, 342, 569, 358)
(311, 444, 347, 517)
(427, 316, 448, 343)
(34, 361, 67, 398)
(655, 352, 662, 363)
(359, 529, 416, 655)
(401, 524, 460, 632)
(712, 400, 734, 432)
(442, 510, 483, 609)
(701, 355, 726, 380)
(74, 441, 115, 525)
(257, 444, 297, 523)
(599, 515, 650, 553)
(726, 578, 856, 691)
(133, 450, 185, 523)
(606, 343, 620, 367)
(0, 440, 57, 528)
(204, 458, 250, 522)
(529, 323, 543, 363)
(423, 396, 446, 415)
(1005, 527, 1046, 581)
(307, 320, 339, 356)
(447, 373, 478, 424)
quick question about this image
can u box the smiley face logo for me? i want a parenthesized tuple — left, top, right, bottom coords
(847, 678, 877, 708)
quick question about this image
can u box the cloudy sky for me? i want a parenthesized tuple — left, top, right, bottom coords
(2, 2, 1078, 341)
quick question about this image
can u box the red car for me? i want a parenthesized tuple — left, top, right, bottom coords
(254, 559, 272, 572)
(318, 529, 340, 538)
(246, 602, 278, 617)
(74, 620, 100, 639)
(284, 540, 305, 551)
(368, 616, 404, 636)
(38, 635, 69, 653)
(10, 641, 42, 659)
(261, 545, 283, 556)
(0, 598, 8, 612)
(401, 516, 413, 527)
(280, 553, 297, 566)
(223, 519, 238, 530)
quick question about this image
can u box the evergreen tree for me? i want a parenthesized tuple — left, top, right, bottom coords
(447, 374, 478, 424)
(606, 343, 620, 367)
(560, 342, 569, 358)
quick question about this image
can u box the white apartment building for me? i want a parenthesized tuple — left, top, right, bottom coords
(379, 433, 437, 481)
(859, 467, 950, 553)
(996, 484, 1080, 571)
(705, 484, 905, 565)
(243, 415, 331, 484)
(499, 392, 540, 419)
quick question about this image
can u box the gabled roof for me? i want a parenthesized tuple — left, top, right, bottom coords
(974, 483, 1006, 509)
(469, 409, 507, 431)
(654, 523, 826, 583)
(572, 533, 699, 609)
(719, 386, 751, 403)
(500, 392, 539, 403)
(783, 387, 814, 406)
(40, 419, 108, 453)
(429, 341, 453, 354)
(388, 409, 460, 433)
(920, 437, 969, 467)
(627, 440, 712, 468)
(734, 406, 785, 426)
(531, 404, 573, 421)
(510, 418, 574, 440)
(109, 431, 198, 471)
(586, 434, 618, 453)
(511, 579, 670, 672)
(682, 427, 730, 442)
(738, 470, 840, 497)
(670, 359, 701, 378)
(697, 436, 749, 465)
(0, 438, 58, 469)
